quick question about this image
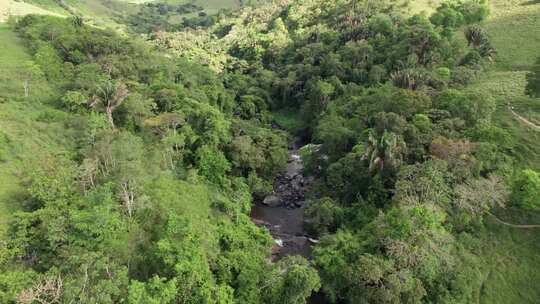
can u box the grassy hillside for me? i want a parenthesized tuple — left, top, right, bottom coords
(0, 0, 64, 22)
(477, 209, 540, 304)
(0, 24, 77, 238)
(165, 0, 263, 10)
(473, 0, 540, 171)
(465, 1, 540, 303)
(6, 0, 267, 30)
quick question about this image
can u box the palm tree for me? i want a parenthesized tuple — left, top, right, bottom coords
(88, 81, 129, 129)
(72, 15, 84, 27)
(363, 131, 407, 175)
(464, 25, 486, 47)
(390, 69, 426, 90)
(465, 26, 496, 61)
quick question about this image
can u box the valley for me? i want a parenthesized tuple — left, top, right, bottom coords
(0, 0, 539, 303)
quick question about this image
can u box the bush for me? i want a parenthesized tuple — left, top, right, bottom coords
(305, 197, 344, 236)
(511, 169, 540, 211)
(450, 66, 478, 86)
(432, 0, 489, 28)
(526, 57, 540, 98)
(460, 0, 490, 24)
(196, 146, 231, 186)
(61, 90, 88, 112)
(0, 132, 10, 162)
(413, 114, 432, 132)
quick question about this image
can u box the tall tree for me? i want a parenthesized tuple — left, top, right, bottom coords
(362, 131, 407, 177)
(89, 81, 129, 129)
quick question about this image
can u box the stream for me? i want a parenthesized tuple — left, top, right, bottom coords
(250, 137, 315, 259)
(250, 137, 328, 303)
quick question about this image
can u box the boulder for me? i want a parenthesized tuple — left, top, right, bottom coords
(263, 195, 282, 207)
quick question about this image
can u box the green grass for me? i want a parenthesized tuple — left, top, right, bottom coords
(163, 0, 268, 14)
(146, 176, 235, 250)
(164, 0, 245, 10)
(465, 0, 540, 171)
(0, 25, 55, 100)
(408, 0, 442, 14)
(466, 71, 540, 170)
(486, 0, 540, 71)
(0, 0, 64, 22)
(476, 209, 540, 304)
(0, 24, 75, 239)
(461, 1, 540, 303)
(22, 0, 68, 13)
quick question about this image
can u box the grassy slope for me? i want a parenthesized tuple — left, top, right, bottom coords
(0, 24, 76, 238)
(466, 1, 540, 303)
(0, 0, 64, 22)
(477, 210, 540, 304)
(468, 0, 540, 171)
(16, 0, 137, 30)
(164, 0, 267, 15)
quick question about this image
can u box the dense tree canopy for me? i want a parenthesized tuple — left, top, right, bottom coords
(0, 14, 317, 304)
(1, 0, 538, 303)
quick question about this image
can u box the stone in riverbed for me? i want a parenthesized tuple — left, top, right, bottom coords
(263, 195, 282, 207)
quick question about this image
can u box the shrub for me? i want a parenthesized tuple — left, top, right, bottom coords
(511, 169, 540, 211)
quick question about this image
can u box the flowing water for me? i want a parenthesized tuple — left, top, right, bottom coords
(250, 137, 314, 259)
(250, 137, 328, 303)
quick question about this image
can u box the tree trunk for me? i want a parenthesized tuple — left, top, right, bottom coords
(121, 182, 135, 218)
(106, 106, 115, 129)
(24, 79, 29, 98)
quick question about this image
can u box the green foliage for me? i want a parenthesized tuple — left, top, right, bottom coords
(61, 90, 87, 112)
(265, 256, 321, 304)
(0, 14, 320, 304)
(272, 109, 305, 134)
(511, 169, 540, 211)
(0, 131, 10, 162)
(412, 114, 432, 132)
(431, 0, 489, 29)
(437, 89, 495, 125)
(154, 214, 221, 303)
(0, 270, 38, 303)
(128, 276, 177, 304)
(526, 57, 540, 98)
(313, 230, 427, 304)
(363, 131, 407, 178)
(196, 145, 231, 186)
(305, 197, 344, 236)
(2, 0, 538, 303)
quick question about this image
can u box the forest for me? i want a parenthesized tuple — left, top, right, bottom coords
(0, 0, 539, 303)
